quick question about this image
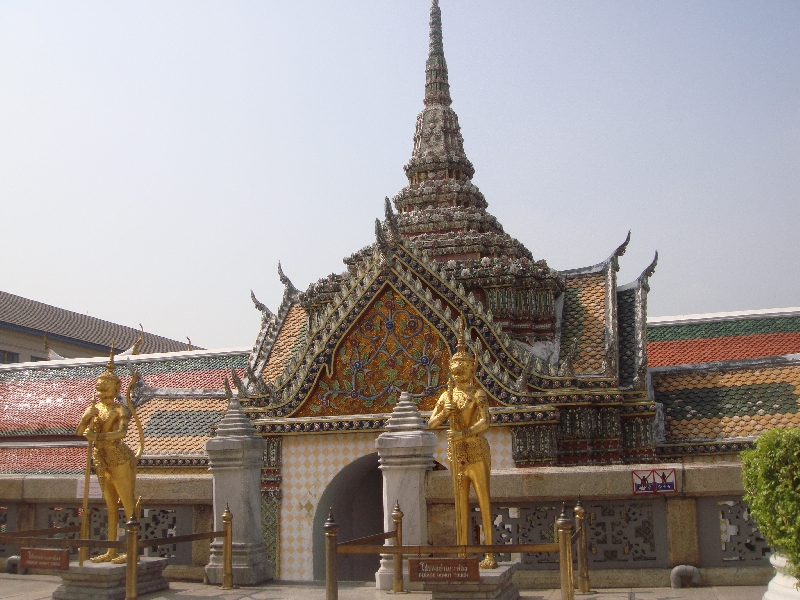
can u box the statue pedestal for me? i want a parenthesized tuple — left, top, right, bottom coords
(423, 562, 520, 600)
(52, 557, 169, 600)
(375, 392, 436, 591)
(204, 395, 273, 586)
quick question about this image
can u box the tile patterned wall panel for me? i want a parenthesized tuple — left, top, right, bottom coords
(652, 365, 800, 442)
(561, 273, 607, 375)
(697, 497, 771, 567)
(279, 432, 379, 581)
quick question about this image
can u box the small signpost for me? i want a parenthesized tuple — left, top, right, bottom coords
(632, 468, 677, 494)
(409, 557, 480, 582)
(21, 548, 70, 571)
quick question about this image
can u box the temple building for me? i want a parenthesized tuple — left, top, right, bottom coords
(1, 0, 798, 588)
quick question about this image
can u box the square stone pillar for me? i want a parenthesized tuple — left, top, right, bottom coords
(375, 392, 437, 590)
(205, 395, 273, 585)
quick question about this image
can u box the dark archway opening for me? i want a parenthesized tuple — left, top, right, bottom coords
(312, 452, 383, 581)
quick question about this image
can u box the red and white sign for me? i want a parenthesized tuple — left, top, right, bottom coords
(632, 468, 676, 494)
(21, 548, 70, 570)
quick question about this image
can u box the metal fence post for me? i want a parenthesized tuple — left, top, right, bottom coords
(125, 516, 140, 600)
(324, 508, 339, 600)
(574, 498, 590, 593)
(221, 505, 233, 589)
(557, 503, 575, 600)
(392, 502, 404, 593)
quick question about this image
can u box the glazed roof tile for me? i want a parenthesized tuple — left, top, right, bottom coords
(0, 353, 244, 438)
(648, 332, 800, 367)
(652, 363, 800, 442)
(617, 287, 637, 386)
(647, 315, 800, 342)
(0, 290, 194, 354)
(0, 446, 85, 474)
(561, 272, 607, 374)
(125, 397, 226, 455)
(262, 305, 308, 383)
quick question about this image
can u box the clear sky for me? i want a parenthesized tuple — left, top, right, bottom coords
(1, 1, 798, 350)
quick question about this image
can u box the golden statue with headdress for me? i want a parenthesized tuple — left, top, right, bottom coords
(75, 338, 144, 564)
(428, 318, 497, 569)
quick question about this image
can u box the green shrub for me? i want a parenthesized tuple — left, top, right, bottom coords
(741, 427, 800, 580)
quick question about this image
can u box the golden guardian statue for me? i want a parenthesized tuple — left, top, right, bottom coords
(76, 345, 144, 564)
(428, 320, 497, 569)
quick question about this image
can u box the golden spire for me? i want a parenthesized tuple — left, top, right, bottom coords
(451, 316, 474, 362)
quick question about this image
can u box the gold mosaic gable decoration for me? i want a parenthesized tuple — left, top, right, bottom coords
(294, 286, 448, 417)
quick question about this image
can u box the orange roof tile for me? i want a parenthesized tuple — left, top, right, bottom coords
(648, 332, 800, 367)
(262, 305, 308, 383)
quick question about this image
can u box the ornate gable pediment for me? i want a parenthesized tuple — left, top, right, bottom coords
(240, 235, 617, 423)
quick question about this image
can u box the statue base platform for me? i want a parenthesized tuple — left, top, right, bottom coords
(52, 557, 169, 600)
(423, 562, 520, 600)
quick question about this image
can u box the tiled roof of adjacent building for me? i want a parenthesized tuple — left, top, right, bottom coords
(647, 308, 800, 367)
(0, 349, 246, 439)
(651, 357, 800, 444)
(0, 290, 196, 354)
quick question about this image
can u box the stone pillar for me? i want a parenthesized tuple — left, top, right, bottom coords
(204, 395, 273, 585)
(375, 392, 437, 590)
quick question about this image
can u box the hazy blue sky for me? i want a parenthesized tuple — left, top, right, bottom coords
(2, 1, 798, 349)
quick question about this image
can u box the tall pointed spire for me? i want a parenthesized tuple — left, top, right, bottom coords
(387, 0, 562, 346)
(425, 0, 451, 107)
(398, 0, 478, 212)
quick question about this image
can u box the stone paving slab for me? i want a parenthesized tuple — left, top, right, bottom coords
(0, 574, 766, 600)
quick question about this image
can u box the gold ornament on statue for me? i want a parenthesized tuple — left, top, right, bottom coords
(428, 317, 497, 569)
(76, 334, 145, 565)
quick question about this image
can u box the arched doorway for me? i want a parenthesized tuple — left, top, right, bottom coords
(312, 452, 383, 581)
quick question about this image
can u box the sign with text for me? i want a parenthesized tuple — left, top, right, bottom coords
(409, 557, 480, 582)
(21, 548, 70, 571)
(76, 478, 103, 499)
(632, 468, 676, 494)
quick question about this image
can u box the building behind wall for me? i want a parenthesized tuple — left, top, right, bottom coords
(2, 0, 799, 587)
(0, 290, 192, 363)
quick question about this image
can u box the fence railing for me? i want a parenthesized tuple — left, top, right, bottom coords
(324, 499, 590, 600)
(0, 505, 235, 600)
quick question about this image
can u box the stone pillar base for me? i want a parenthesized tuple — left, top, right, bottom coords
(375, 556, 424, 591)
(205, 541, 273, 586)
(423, 562, 520, 600)
(52, 557, 169, 600)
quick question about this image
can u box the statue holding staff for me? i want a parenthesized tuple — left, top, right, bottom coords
(76, 344, 144, 564)
(428, 319, 497, 569)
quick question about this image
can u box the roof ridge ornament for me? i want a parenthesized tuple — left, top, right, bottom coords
(277, 261, 298, 295)
(611, 230, 632, 272)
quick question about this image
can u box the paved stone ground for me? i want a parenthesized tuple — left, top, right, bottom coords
(0, 574, 766, 600)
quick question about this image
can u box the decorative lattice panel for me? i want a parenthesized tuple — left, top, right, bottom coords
(471, 499, 668, 570)
(40, 505, 192, 563)
(697, 497, 771, 567)
(0, 504, 17, 556)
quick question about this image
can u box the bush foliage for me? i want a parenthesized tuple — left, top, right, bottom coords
(741, 427, 800, 580)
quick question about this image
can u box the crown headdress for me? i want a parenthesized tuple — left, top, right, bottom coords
(97, 342, 121, 384)
(452, 316, 475, 362)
